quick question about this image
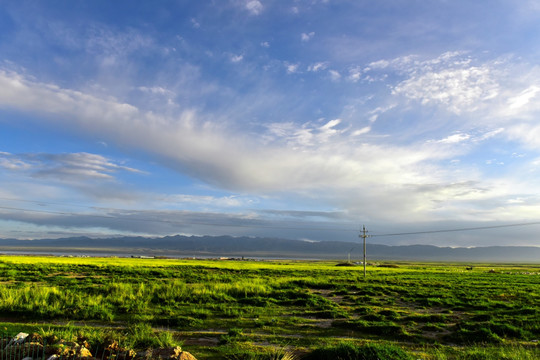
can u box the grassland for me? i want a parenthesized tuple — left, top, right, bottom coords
(0, 255, 538, 359)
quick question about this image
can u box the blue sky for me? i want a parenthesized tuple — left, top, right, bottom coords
(1, 0, 540, 246)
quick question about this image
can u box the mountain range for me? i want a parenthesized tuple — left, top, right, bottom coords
(1, 235, 539, 262)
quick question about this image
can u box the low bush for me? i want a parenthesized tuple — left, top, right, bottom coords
(445, 325, 502, 344)
(125, 323, 179, 350)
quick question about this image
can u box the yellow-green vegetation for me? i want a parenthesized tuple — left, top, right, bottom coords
(0, 255, 538, 359)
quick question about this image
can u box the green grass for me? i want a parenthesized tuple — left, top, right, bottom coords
(0, 256, 538, 359)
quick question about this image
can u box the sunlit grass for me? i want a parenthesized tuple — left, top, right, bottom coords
(0, 255, 538, 359)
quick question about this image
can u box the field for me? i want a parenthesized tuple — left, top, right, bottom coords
(0, 255, 538, 359)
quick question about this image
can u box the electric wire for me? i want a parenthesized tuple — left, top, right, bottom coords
(369, 221, 540, 237)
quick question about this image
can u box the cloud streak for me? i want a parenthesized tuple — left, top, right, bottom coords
(0, 151, 140, 180)
(0, 69, 458, 224)
(1, 63, 540, 232)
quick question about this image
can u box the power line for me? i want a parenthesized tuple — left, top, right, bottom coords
(0, 197, 93, 209)
(370, 221, 540, 237)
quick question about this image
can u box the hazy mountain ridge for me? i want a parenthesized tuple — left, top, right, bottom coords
(0, 235, 539, 262)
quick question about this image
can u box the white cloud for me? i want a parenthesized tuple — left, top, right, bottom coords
(366, 54, 421, 73)
(245, 0, 263, 15)
(0, 151, 140, 182)
(264, 122, 314, 147)
(478, 128, 504, 141)
(285, 63, 299, 74)
(3, 68, 540, 232)
(328, 69, 341, 81)
(393, 65, 499, 114)
(137, 86, 175, 97)
(508, 85, 540, 109)
(301, 32, 315, 42)
(0, 152, 32, 170)
(165, 194, 251, 208)
(485, 159, 504, 165)
(367, 105, 396, 123)
(437, 133, 471, 144)
(230, 54, 244, 63)
(352, 126, 371, 136)
(85, 27, 153, 67)
(308, 62, 329, 72)
(348, 67, 362, 82)
(507, 124, 540, 149)
(260, 41, 270, 48)
(265, 119, 348, 147)
(368, 53, 540, 126)
(191, 18, 201, 28)
(364, 52, 540, 160)
(320, 118, 341, 130)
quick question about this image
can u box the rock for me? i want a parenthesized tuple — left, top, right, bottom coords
(178, 351, 197, 360)
(136, 349, 153, 359)
(152, 346, 183, 359)
(28, 333, 43, 344)
(14, 332, 29, 344)
(5, 332, 29, 349)
(51, 340, 92, 358)
(77, 346, 93, 358)
(135, 347, 197, 360)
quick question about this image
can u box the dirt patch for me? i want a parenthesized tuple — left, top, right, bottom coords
(181, 337, 220, 347)
(311, 289, 346, 304)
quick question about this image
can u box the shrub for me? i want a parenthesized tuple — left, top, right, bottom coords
(151, 316, 203, 329)
(488, 322, 527, 339)
(125, 323, 178, 350)
(446, 326, 502, 344)
(220, 328, 245, 345)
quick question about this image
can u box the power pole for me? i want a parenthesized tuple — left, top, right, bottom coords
(359, 225, 368, 278)
(348, 247, 355, 263)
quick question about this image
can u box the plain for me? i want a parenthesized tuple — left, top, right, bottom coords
(0, 255, 538, 359)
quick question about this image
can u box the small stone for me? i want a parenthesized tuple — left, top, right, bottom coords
(135, 349, 153, 360)
(28, 333, 43, 343)
(5, 332, 29, 350)
(14, 332, 29, 344)
(77, 346, 93, 358)
(152, 346, 183, 359)
(179, 351, 197, 360)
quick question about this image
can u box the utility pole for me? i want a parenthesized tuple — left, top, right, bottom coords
(359, 225, 368, 278)
(348, 247, 355, 263)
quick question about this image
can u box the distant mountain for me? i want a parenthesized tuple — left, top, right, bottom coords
(0, 235, 539, 262)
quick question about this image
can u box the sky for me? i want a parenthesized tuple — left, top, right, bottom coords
(1, 0, 540, 247)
